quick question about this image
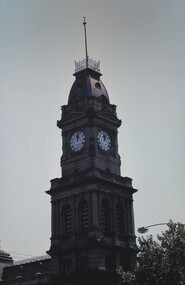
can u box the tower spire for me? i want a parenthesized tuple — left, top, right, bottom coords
(83, 17, 88, 68)
(75, 19, 100, 73)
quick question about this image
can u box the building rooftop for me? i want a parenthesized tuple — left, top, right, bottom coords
(0, 249, 13, 264)
(9, 255, 51, 267)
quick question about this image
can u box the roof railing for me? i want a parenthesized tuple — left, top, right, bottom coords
(75, 58, 100, 73)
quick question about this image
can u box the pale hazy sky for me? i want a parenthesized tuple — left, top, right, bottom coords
(1, 0, 185, 260)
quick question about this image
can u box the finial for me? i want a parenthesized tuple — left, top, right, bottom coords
(75, 19, 100, 73)
(83, 17, 88, 68)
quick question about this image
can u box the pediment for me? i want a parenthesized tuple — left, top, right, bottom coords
(96, 110, 122, 127)
(60, 110, 86, 126)
(58, 108, 121, 128)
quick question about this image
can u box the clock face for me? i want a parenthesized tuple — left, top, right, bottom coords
(97, 131, 111, 151)
(70, 131, 85, 152)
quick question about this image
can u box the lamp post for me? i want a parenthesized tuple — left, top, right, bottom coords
(138, 222, 185, 234)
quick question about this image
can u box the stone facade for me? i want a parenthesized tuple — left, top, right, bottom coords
(1, 59, 137, 285)
(47, 64, 137, 284)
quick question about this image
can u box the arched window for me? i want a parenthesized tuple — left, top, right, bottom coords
(115, 202, 125, 234)
(101, 199, 111, 232)
(62, 203, 72, 236)
(100, 96, 108, 110)
(72, 97, 79, 108)
(78, 199, 88, 233)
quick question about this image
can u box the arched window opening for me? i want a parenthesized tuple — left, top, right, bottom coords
(116, 202, 125, 234)
(101, 199, 111, 232)
(78, 199, 88, 233)
(100, 96, 108, 110)
(62, 204, 72, 236)
(73, 97, 79, 108)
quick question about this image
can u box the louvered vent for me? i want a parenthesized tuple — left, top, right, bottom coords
(116, 203, 125, 234)
(101, 199, 111, 232)
(62, 204, 72, 236)
(79, 199, 88, 232)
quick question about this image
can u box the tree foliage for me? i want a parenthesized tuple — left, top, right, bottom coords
(117, 221, 185, 285)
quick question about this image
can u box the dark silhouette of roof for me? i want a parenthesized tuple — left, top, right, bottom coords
(68, 63, 109, 104)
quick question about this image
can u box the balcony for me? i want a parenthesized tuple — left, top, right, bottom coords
(75, 58, 100, 73)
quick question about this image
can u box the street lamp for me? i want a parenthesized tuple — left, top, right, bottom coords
(138, 223, 170, 234)
(138, 222, 185, 234)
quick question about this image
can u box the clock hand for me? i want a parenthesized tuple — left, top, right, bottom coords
(76, 132, 79, 141)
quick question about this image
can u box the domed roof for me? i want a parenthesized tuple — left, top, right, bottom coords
(68, 68, 109, 104)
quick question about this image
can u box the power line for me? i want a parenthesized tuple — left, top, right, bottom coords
(7, 251, 36, 258)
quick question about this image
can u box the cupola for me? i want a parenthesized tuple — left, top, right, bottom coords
(68, 59, 109, 104)
(68, 17, 109, 105)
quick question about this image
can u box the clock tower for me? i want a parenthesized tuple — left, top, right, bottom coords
(47, 20, 137, 285)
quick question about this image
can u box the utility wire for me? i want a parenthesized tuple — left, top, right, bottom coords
(6, 251, 36, 258)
